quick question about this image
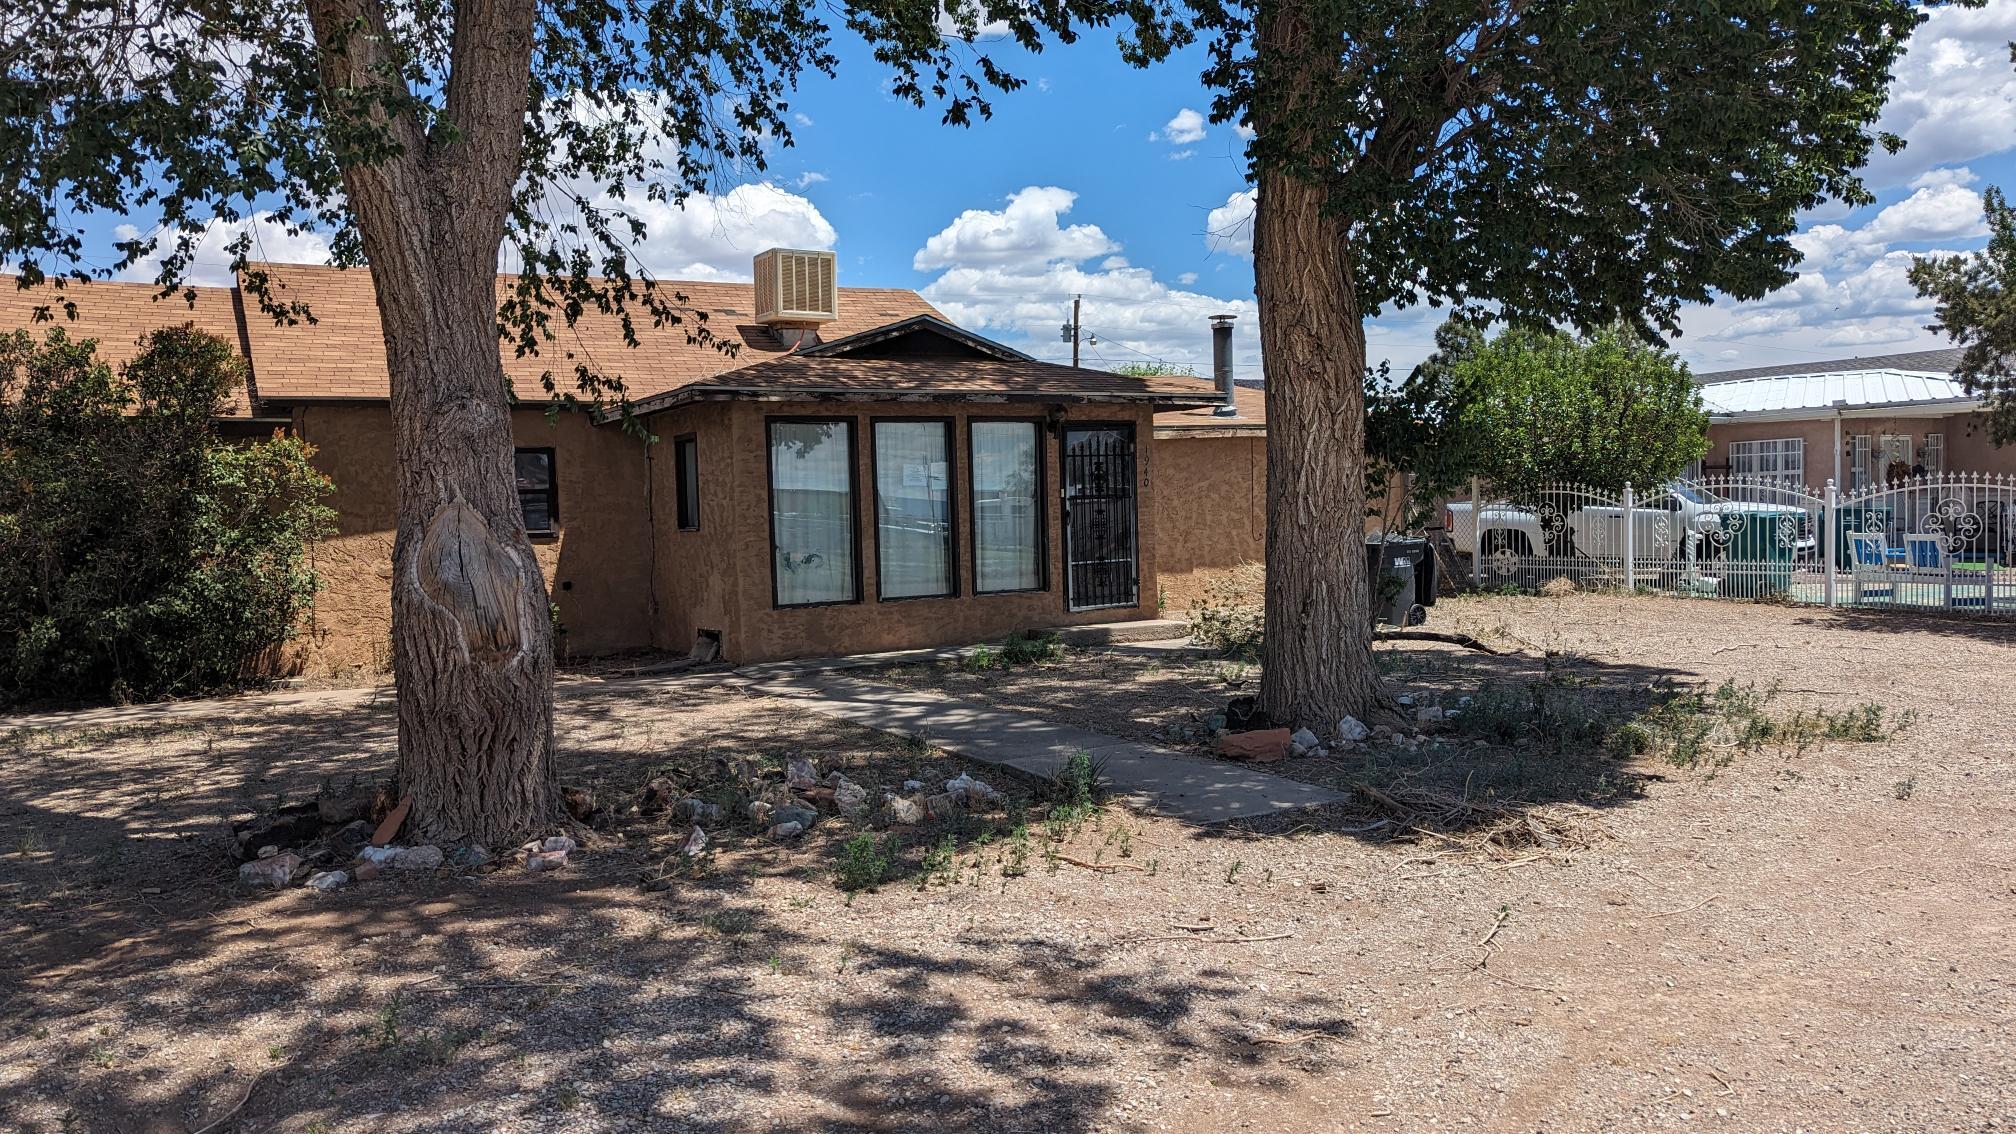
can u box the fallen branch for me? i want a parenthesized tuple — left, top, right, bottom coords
(1372, 629, 1504, 654)
(1646, 893, 1721, 918)
(1054, 854, 1145, 874)
(1130, 931, 1295, 945)
(1246, 1030, 1347, 1047)
(190, 1069, 266, 1134)
(1477, 907, 1511, 948)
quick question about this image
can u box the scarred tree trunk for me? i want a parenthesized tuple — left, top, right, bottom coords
(1251, 0, 1385, 731)
(305, 0, 558, 846)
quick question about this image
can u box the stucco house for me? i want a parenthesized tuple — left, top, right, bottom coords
(1694, 347, 2013, 487)
(2, 250, 1266, 673)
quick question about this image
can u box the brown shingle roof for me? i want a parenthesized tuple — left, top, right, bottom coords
(1154, 380, 1266, 434)
(0, 277, 258, 416)
(235, 262, 945, 404)
(623, 352, 1224, 416)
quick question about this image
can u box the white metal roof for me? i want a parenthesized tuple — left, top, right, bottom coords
(1697, 368, 1979, 420)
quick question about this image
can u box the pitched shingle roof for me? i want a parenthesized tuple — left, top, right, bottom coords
(235, 262, 946, 404)
(0, 277, 259, 416)
(1695, 347, 1964, 385)
(625, 353, 1222, 415)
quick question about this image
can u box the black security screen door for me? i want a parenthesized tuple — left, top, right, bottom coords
(1061, 424, 1139, 610)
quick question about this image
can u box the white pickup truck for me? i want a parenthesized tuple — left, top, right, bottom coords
(1445, 481, 1814, 561)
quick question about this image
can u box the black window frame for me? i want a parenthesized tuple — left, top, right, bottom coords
(869, 416, 960, 602)
(765, 416, 864, 610)
(673, 433, 701, 531)
(514, 446, 558, 536)
(966, 416, 1050, 596)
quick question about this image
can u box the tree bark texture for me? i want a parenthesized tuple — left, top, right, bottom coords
(1251, 0, 1386, 731)
(305, 0, 558, 846)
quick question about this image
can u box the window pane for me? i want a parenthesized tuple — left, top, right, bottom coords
(520, 496, 551, 533)
(872, 421, 954, 599)
(515, 450, 551, 490)
(971, 421, 1042, 592)
(769, 421, 857, 605)
(676, 437, 700, 530)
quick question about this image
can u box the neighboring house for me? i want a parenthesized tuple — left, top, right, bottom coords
(1693, 348, 2013, 488)
(2, 251, 1264, 672)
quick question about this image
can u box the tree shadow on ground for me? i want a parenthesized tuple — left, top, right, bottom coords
(0, 684, 1346, 1133)
(1788, 603, 2016, 647)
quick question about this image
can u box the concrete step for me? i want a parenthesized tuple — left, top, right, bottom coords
(1040, 618, 1191, 646)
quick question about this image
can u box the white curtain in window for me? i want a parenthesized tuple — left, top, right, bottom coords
(769, 421, 856, 605)
(971, 421, 1042, 592)
(873, 421, 954, 598)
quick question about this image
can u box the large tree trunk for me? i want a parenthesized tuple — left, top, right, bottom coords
(1251, 0, 1385, 731)
(305, 0, 558, 847)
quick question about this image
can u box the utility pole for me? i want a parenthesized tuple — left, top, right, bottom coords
(1061, 295, 1081, 368)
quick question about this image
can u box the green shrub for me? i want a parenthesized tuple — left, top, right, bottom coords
(834, 833, 892, 894)
(960, 630, 1064, 672)
(0, 326, 335, 703)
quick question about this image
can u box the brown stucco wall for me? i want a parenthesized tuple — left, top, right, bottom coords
(1704, 410, 2016, 486)
(643, 400, 1167, 664)
(289, 403, 653, 675)
(1150, 434, 1266, 614)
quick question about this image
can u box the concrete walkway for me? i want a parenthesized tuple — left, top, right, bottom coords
(736, 670, 1341, 825)
(3, 644, 1338, 825)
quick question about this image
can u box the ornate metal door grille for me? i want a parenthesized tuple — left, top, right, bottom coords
(1061, 425, 1139, 611)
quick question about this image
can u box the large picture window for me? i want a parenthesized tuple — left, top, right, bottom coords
(514, 448, 557, 534)
(1728, 438, 1804, 486)
(969, 420, 1045, 593)
(872, 420, 956, 599)
(768, 420, 858, 606)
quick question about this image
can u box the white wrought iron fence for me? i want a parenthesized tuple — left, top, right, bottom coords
(1462, 472, 2016, 615)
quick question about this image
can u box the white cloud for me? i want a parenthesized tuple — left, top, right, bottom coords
(912, 187, 1260, 376)
(792, 171, 829, 190)
(114, 213, 332, 286)
(1859, 0, 2016, 188)
(611, 182, 837, 281)
(1156, 108, 1208, 145)
(792, 112, 813, 128)
(1177, 271, 1199, 285)
(1205, 189, 1256, 258)
(1909, 166, 1979, 190)
(912, 186, 1119, 271)
(525, 180, 837, 282)
(1233, 121, 1256, 142)
(1167, 149, 1196, 162)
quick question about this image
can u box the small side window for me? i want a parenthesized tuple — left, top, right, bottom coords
(514, 448, 557, 534)
(674, 435, 700, 531)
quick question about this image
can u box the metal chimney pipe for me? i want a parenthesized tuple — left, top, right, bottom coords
(1209, 314, 1238, 416)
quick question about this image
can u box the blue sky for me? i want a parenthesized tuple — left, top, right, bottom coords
(73, 0, 2016, 383)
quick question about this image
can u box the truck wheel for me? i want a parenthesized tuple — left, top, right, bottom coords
(1480, 531, 1532, 557)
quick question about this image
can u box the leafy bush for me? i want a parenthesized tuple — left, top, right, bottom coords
(0, 326, 335, 703)
(834, 833, 893, 894)
(959, 630, 1064, 672)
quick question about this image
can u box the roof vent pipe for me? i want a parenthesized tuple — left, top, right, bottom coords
(1210, 314, 1238, 416)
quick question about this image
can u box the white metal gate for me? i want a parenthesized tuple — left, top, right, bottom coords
(1464, 473, 2016, 615)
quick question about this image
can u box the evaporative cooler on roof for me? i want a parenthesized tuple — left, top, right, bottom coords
(753, 248, 838, 325)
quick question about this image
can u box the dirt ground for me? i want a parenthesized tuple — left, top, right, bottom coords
(3, 594, 2013, 1133)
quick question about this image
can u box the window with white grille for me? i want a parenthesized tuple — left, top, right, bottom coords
(1922, 432, 1944, 475)
(1728, 438, 1804, 485)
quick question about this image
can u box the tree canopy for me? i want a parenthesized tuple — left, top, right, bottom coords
(1129, 0, 1930, 336)
(1, 0, 1113, 399)
(1911, 184, 2016, 445)
(1450, 323, 1708, 498)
